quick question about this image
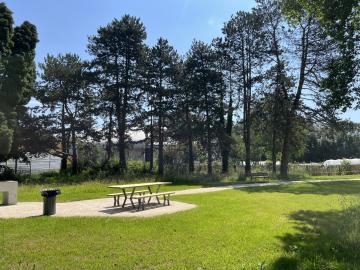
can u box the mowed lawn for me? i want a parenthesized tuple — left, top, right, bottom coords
(14, 175, 360, 202)
(16, 182, 203, 202)
(1, 181, 360, 270)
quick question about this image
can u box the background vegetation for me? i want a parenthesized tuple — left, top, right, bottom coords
(0, 0, 359, 182)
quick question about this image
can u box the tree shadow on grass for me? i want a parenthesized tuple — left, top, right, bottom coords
(271, 203, 360, 270)
(244, 181, 360, 196)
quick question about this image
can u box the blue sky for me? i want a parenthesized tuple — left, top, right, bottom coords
(4, 0, 360, 122)
(4, 0, 255, 60)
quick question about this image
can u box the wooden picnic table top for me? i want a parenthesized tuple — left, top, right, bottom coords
(108, 182, 172, 189)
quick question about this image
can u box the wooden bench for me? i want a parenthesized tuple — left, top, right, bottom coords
(246, 172, 269, 181)
(132, 192, 175, 211)
(107, 190, 148, 207)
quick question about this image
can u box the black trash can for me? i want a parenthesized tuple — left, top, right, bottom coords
(41, 188, 61, 216)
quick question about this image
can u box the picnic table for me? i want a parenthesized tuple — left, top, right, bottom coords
(108, 182, 172, 208)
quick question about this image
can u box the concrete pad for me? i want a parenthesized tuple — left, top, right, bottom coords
(0, 198, 196, 219)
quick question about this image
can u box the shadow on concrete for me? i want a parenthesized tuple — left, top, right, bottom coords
(99, 202, 169, 215)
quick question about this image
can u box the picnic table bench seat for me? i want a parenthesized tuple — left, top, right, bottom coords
(246, 172, 269, 181)
(107, 190, 148, 206)
(132, 192, 175, 211)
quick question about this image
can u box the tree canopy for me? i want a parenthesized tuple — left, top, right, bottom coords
(0, 2, 38, 158)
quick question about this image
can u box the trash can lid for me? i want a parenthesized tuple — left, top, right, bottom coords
(41, 188, 61, 197)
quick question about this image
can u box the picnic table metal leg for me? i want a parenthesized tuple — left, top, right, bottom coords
(129, 187, 135, 208)
(155, 185, 161, 204)
(137, 198, 141, 211)
(142, 197, 145, 210)
(121, 188, 127, 208)
(147, 186, 152, 203)
(113, 196, 117, 207)
(163, 195, 166, 205)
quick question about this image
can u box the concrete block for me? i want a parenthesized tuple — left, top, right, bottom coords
(0, 181, 18, 205)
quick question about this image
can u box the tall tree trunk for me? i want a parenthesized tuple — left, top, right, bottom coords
(244, 117, 251, 175)
(158, 113, 164, 175)
(119, 92, 127, 171)
(241, 43, 251, 175)
(222, 95, 233, 173)
(207, 129, 212, 176)
(271, 128, 277, 174)
(243, 82, 252, 175)
(149, 114, 154, 173)
(60, 103, 67, 172)
(118, 119, 126, 171)
(14, 158, 18, 174)
(280, 24, 308, 178)
(246, 51, 252, 175)
(157, 72, 164, 175)
(205, 108, 212, 176)
(185, 99, 195, 173)
(271, 88, 280, 175)
(115, 94, 123, 172)
(188, 133, 194, 173)
(186, 109, 194, 173)
(113, 56, 126, 172)
(118, 58, 130, 172)
(71, 122, 77, 175)
(222, 145, 229, 174)
(219, 89, 226, 173)
(271, 23, 285, 176)
(280, 115, 291, 178)
(106, 105, 113, 162)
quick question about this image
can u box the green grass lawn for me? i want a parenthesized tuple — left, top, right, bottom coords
(15, 174, 360, 202)
(1, 181, 360, 269)
(309, 173, 360, 180)
(17, 181, 203, 202)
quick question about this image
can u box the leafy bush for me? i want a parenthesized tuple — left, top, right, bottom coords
(126, 160, 147, 175)
(264, 160, 273, 171)
(339, 159, 352, 175)
(0, 165, 16, 180)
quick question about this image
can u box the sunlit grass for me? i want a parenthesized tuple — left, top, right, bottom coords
(17, 181, 202, 202)
(15, 174, 360, 203)
(1, 181, 360, 269)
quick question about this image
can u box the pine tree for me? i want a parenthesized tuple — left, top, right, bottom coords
(185, 41, 223, 175)
(37, 54, 95, 174)
(0, 3, 38, 158)
(146, 38, 180, 175)
(212, 37, 238, 173)
(88, 15, 147, 172)
(224, 10, 266, 175)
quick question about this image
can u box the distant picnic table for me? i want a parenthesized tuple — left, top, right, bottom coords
(108, 182, 173, 210)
